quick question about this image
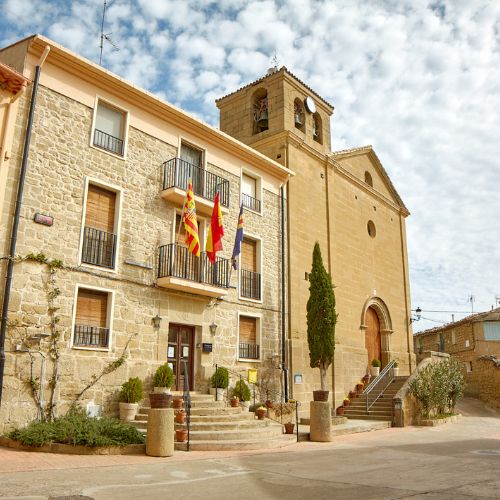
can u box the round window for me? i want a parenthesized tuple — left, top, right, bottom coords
(367, 220, 376, 238)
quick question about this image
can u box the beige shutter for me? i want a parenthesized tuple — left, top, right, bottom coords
(239, 316, 256, 344)
(242, 174, 256, 198)
(76, 289, 108, 328)
(180, 142, 203, 167)
(85, 185, 116, 233)
(241, 238, 257, 272)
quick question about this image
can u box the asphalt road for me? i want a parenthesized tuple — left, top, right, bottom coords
(1, 398, 499, 500)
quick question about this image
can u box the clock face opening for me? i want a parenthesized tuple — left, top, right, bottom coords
(304, 96, 316, 113)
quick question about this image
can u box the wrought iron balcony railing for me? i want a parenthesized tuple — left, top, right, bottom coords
(240, 269, 261, 300)
(241, 192, 261, 213)
(81, 227, 117, 269)
(93, 129, 124, 156)
(239, 342, 260, 360)
(162, 157, 230, 207)
(158, 243, 230, 288)
(73, 325, 109, 348)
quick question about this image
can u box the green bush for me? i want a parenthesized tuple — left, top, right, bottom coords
(371, 359, 381, 367)
(119, 377, 143, 403)
(233, 379, 251, 402)
(211, 367, 229, 389)
(153, 364, 174, 388)
(8, 407, 145, 447)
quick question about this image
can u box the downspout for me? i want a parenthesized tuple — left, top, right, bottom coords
(0, 46, 50, 407)
(398, 211, 412, 373)
(281, 182, 288, 402)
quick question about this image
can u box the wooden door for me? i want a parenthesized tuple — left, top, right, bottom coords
(365, 307, 381, 367)
(167, 324, 195, 391)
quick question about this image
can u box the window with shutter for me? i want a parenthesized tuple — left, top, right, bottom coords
(241, 238, 257, 272)
(180, 142, 203, 167)
(238, 316, 259, 359)
(240, 237, 261, 300)
(86, 185, 116, 233)
(93, 100, 126, 156)
(73, 288, 110, 348)
(241, 173, 261, 212)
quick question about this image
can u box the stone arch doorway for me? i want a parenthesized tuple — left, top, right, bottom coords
(365, 307, 381, 366)
(361, 297, 393, 368)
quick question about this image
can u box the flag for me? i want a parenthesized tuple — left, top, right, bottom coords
(231, 204, 244, 270)
(206, 191, 224, 263)
(183, 180, 200, 256)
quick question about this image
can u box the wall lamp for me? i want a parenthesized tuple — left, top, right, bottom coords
(209, 321, 218, 336)
(152, 314, 162, 328)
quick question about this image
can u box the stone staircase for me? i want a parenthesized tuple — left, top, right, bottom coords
(343, 376, 407, 423)
(132, 392, 296, 451)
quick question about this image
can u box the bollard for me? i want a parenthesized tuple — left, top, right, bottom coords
(146, 408, 174, 457)
(309, 401, 332, 442)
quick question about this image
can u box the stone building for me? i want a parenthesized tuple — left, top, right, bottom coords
(216, 67, 415, 410)
(414, 308, 500, 410)
(0, 35, 292, 431)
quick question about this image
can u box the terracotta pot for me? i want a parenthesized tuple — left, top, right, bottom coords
(313, 390, 329, 402)
(172, 397, 184, 409)
(230, 397, 239, 408)
(175, 429, 188, 442)
(349, 391, 357, 399)
(255, 409, 267, 420)
(336, 406, 345, 416)
(119, 402, 139, 421)
(284, 422, 295, 434)
(356, 383, 364, 394)
(343, 399, 350, 407)
(175, 411, 186, 424)
(149, 393, 172, 409)
(265, 400, 273, 409)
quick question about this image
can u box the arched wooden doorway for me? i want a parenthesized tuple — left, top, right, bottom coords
(365, 307, 381, 367)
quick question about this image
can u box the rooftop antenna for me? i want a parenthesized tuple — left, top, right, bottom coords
(271, 52, 279, 71)
(99, 0, 119, 65)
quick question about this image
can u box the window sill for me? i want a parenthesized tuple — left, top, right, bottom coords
(79, 262, 118, 274)
(71, 345, 110, 352)
(239, 294, 263, 304)
(242, 205, 262, 217)
(90, 143, 127, 161)
(237, 357, 261, 363)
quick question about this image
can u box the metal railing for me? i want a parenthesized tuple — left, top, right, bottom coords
(81, 227, 117, 269)
(73, 325, 109, 347)
(240, 269, 261, 300)
(93, 129, 124, 156)
(162, 157, 230, 207)
(238, 342, 260, 360)
(364, 359, 397, 413)
(241, 192, 261, 213)
(158, 243, 230, 288)
(182, 360, 191, 452)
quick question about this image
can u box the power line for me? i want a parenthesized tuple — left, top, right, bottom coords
(412, 309, 472, 314)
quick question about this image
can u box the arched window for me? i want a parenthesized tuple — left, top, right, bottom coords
(312, 112, 322, 143)
(293, 98, 305, 132)
(364, 171, 373, 187)
(252, 88, 268, 134)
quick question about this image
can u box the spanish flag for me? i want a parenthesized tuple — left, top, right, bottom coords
(183, 180, 200, 256)
(206, 191, 224, 264)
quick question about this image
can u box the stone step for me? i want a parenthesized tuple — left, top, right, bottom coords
(330, 420, 391, 436)
(344, 408, 392, 416)
(175, 424, 283, 441)
(174, 420, 273, 432)
(139, 406, 245, 417)
(135, 411, 256, 424)
(345, 413, 392, 421)
(174, 435, 297, 451)
(189, 400, 226, 408)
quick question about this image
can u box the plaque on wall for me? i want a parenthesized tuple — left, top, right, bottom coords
(202, 343, 213, 353)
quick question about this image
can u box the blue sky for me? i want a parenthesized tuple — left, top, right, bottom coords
(2, 0, 500, 332)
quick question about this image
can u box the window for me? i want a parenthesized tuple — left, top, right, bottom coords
(437, 333, 445, 352)
(240, 237, 261, 301)
(239, 315, 260, 360)
(367, 220, 376, 238)
(73, 287, 111, 349)
(312, 112, 322, 144)
(81, 183, 118, 269)
(484, 322, 500, 340)
(179, 141, 204, 194)
(294, 98, 305, 132)
(241, 173, 261, 213)
(365, 171, 373, 187)
(252, 88, 268, 134)
(92, 100, 126, 156)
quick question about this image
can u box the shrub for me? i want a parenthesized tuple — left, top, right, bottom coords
(8, 407, 145, 447)
(119, 377, 143, 403)
(371, 359, 381, 367)
(153, 364, 174, 388)
(233, 379, 251, 401)
(211, 367, 229, 389)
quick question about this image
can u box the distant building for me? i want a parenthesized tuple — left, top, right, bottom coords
(414, 308, 500, 410)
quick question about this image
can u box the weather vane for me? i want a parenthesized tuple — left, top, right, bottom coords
(271, 52, 279, 71)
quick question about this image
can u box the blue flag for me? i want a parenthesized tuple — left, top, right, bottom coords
(231, 204, 244, 270)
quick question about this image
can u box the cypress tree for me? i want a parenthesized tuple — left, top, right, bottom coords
(306, 242, 337, 391)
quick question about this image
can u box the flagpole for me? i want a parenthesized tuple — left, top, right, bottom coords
(177, 179, 191, 245)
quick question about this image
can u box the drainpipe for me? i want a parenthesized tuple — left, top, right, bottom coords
(398, 211, 412, 373)
(281, 183, 288, 402)
(0, 46, 50, 407)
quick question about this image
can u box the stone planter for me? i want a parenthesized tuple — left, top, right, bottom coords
(149, 393, 172, 409)
(240, 400, 250, 410)
(210, 387, 225, 401)
(393, 367, 400, 377)
(313, 390, 329, 402)
(370, 366, 380, 377)
(119, 402, 139, 422)
(153, 386, 172, 394)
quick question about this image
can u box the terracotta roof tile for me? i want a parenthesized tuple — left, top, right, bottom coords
(0, 61, 28, 94)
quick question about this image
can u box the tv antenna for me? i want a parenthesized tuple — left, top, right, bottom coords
(99, 0, 119, 65)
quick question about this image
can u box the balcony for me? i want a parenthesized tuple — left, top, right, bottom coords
(81, 227, 117, 269)
(240, 269, 261, 300)
(161, 158, 230, 215)
(73, 325, 109, 348)
(93, 129, 124, 156)
(157, 243, 229, 297)
(239, 342, 260, 360)
(241, 192, 261, 213)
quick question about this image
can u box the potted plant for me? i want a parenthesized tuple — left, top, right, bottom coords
(175, 410, 186, 424)
(152, 363, 174, 393)
(233, 379, 251, 409)
(349, 390, 357, 399)
(356, 381, 364, 394)
(284, 422, 295, 434)
(307, 243, 337, 402)
(119, 377, 143, 421)
(370, 359, 381, 377)
(255, 406, 267, 420)
(230, 396, 239, 408)
(172, 396, 184, 409)
(210, 366, 229, 401)
(363, 373, 370, 386)
(343, 396, 350, 407)
(336, 406, 345, 416)
(175, 428, 188, 442)
(393, 360, 399, 377)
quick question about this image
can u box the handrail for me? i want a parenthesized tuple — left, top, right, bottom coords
(182, 361, 191, 452)
(364, 359, 396, 413)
